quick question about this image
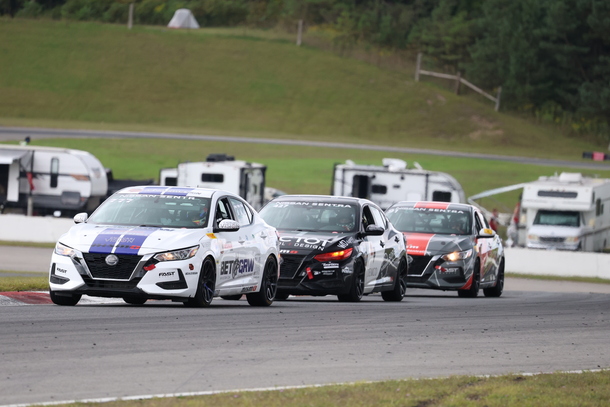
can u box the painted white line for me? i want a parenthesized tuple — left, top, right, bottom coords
(1, 369, 607, 407)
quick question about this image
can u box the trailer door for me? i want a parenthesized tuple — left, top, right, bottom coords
(352, 175, 370, 198)
(0, 150, 28, 202)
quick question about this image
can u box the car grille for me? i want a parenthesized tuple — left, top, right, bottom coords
(280, 255, 305, 279)
(408, 255, 433, 275)
(83, 253, 142, 280)
(540, 236, 565, 243)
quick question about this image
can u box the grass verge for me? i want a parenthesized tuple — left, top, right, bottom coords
(0, 274, 48, 292)
(506, 273, 610, 285)
(40, 371, 610, 407)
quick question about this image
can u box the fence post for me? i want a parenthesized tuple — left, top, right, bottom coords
(455, 72, 461, 95)
(296, 20, 303, 46)
(128, 2, 134, 30)
(495, 86, 502, 112)
(415, 52, 422, 82)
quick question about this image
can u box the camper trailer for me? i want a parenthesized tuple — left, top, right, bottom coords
(469, 172, 610, 252)
(332, 158, 465, 210)
(521, 173, 610, 252)
(0, 145, 108, 216)
(159, 154, 267, 210)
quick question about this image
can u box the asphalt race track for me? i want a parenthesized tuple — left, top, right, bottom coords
(1, 285, 609, 406)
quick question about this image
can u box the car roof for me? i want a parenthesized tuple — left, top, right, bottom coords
(114, 185, 238, 199)
(271, 194, 371, 205)
(390, 201, 475, 212)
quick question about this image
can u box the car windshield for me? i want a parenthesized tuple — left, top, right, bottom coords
(260, 201, 358, 233)
(87, 193, 211, 228)
(387, 206, 471, 235)
(533, 210, 580, 227)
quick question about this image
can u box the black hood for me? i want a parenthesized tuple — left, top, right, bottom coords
(277, 231, 356, 256)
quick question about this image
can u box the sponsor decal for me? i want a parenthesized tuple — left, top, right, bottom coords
(337, 239, 350, 249)
(280, 249, 299, 254)
(185, 272, 197, 276)
(272, 202, 353, 208)
(159, 271, 176, 277)
(414, 202, 451, 210)
(56, 267, 68, 274)
(163, 187, 194, 196)
(207, 233, 217, 239)
(280, 236, 331, 251)
(404, 233, 435, 256)
(342, 266, 352, 274)
(240, 285, 257, 293)
(89, 227, 157, 255)
(323, 262, 340, 269)
(220, 258, 255, 278)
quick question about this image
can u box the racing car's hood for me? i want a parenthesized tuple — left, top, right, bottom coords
(277, 231, 355, 255)
(403, 232, 473, 256)
(59, 223, 205, 255)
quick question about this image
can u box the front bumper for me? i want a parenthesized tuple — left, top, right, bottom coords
(277, 254, 355, 296)
(406, 253, 475, 290)
(49, 251, 200, 300)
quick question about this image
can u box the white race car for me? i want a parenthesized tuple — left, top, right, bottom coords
(49, 186, 280, 307)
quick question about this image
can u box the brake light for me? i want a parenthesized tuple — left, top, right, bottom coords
(314, 248, 353, 262)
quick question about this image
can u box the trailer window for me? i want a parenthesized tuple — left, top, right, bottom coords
(596, 199, 603, 216)
(201, 173, 224, 183)
(50, 158, 59, 188)
(537, 190, 578, 198)
(371, 184, 387, 194)
(533, 210, 580, 227)
(432, 191, 452, 202)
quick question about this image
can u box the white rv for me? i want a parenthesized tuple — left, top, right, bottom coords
(332, 158, 465, 210)
(469, 172, 610, 252)
(521, 173, 610, 251)
(0, 145, 108, 216)
(159, 154, 267, 210)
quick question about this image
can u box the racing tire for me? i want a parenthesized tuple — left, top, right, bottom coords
(337, 260, 364, 302)
(247, 256, 278, 306)
(184, 257, 216, 307)
(50, 290, 81, 306)
(382, 257, 407, 302)
(220, 295, 243, 301)
(484, 259, 504, 298)
(458, 261, 480, 298)
(123, 296, 147, 305)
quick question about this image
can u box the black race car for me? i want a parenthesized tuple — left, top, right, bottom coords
(385, 201, 505, 298)
(259, 195, 407, 302)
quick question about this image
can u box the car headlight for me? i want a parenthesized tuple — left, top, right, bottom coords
(527, 234, 539, 242)
(55, 242, 77, 257)
(565, 236, 579, 243)
(441, 249, 473, 262)
(153, 246, 199, 262)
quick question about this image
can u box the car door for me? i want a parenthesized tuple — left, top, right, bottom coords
(361, 204, 390, 291)
(213, 196, 250, 293)
(227, 196, 265, 293)
(474, 210, 501, 284)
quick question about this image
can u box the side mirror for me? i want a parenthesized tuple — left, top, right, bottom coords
(74, 212, 88, 224)
(365, 225, 384, 236)
(215, 219, 240, 232)
(478, 228, 495, 238)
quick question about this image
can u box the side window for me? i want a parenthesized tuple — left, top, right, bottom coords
(474, 212, 485, 232)
(369, 206, 387, 228)
(229, 197, 253, 226)
(215, 198, 234, 225)
(362, 206, 375, 229)
(50, 157, 59, 188)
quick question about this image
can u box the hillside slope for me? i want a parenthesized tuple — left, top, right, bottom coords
(0, 18, 604, 160)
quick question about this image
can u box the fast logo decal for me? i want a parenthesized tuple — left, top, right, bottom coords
(404, 233, 435, 256)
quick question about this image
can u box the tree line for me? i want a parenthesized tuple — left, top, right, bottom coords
(2, 0, 609, 139)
